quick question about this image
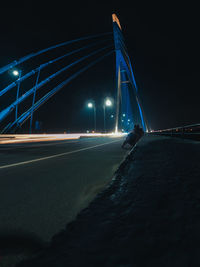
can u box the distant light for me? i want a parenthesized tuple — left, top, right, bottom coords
(122, 129, 124, 132)
(122, 119, 124, 122)
(111, 114, 114, 118)
(123, 113, 126, 117)
(105, 99, 112, 106)
(88, 102, 93, 108)
(86, 130, 89, 133)
(112, 14, 122, 30)
(13, 70, 19, 76)
(128, 119, 130, 122)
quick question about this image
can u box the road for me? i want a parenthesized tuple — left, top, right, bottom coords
(0, 136, 127, 245)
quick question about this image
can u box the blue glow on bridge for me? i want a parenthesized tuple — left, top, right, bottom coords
(0, 14, 148, 134)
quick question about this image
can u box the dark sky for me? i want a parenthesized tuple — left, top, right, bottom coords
(0, 1, 199, 132)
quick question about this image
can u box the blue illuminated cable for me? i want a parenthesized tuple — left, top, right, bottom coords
(0, 38, 112, 97)
(0, 32, 112, 75)
(4, 50, 114, 132)
(0, 44, 113, 123)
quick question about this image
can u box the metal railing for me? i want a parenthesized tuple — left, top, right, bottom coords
(149, 123, 200, 141)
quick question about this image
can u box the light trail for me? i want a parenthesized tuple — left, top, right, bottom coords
(0, 132, 125, 145)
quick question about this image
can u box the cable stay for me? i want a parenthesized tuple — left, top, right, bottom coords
(2, 50, 114, 133)
(0, 38, 112, 97)
(0, 45, 113, 123)
(0, 32, 112, 75)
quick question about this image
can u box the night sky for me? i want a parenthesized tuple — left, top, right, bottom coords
(0, 1, 199, 132)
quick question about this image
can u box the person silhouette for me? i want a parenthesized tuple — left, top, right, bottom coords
(121, 124, 144, 149)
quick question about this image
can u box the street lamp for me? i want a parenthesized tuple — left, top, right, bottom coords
(12, 69, 22, 121)
(13, 70, 20, 76)
(103, 98, 112, 132)
(88, 102, 93, 108)
(105, 99, 112, 107)
(87, 101, 96, 132)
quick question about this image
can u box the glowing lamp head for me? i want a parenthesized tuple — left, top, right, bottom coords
(88, 102, 93, 108)
(105, 99, 112, 107)
(13, 70, 19, 76)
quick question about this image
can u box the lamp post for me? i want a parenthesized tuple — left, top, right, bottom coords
(13, 69, 22, 121)
(103, 98, 112, 132)
(87, 101, 96, 132)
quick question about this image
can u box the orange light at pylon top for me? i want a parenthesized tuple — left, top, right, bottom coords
(112, 14, 122, 30)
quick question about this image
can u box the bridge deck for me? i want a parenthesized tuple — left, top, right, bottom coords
(18, 135, 200, 266)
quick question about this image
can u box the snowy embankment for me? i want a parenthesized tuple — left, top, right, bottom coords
(18, 135, 200, 267)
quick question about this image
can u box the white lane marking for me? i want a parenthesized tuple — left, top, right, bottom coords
(0, 139, 121, 170)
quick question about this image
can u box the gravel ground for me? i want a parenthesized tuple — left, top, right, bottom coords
(17, 135, 200, 267)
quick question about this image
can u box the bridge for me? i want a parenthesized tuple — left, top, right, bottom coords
(0, 14, 147, 135)
(0, 14, 199, 267)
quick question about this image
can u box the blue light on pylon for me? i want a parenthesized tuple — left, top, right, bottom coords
(112, 13, 147, 132)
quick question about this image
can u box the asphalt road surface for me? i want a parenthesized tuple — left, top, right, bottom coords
(0, 136, 127, 244)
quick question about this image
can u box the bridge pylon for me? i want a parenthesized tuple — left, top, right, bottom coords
(112, 14, 148, 133)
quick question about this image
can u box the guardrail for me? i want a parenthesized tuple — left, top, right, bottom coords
(149, 123, 200, 141)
